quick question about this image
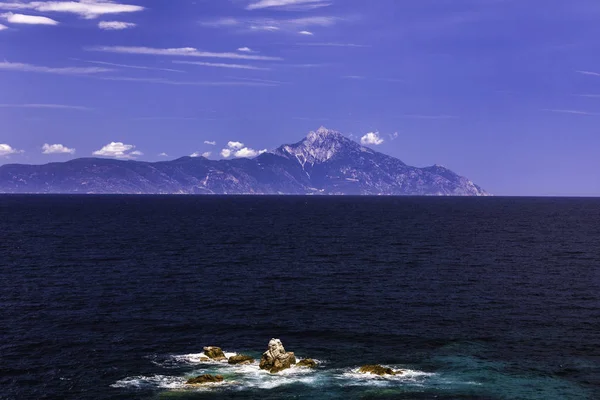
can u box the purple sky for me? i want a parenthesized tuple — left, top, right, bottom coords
(2, 0, 600, 195)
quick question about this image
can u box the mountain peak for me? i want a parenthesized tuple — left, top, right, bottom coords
(306, 126, 344, 143)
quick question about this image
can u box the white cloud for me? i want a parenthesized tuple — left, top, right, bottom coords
(95, 76, 277, 86)
(92, 142, 139, 158)
(250, 24, 279, 31)
(158, 152, 168, 157)
(1, 12, 58, 25)
(299, 30, 313, 35)
(173, 61, 269, 70)
(0, 61, 111, 75)
(202, 17, 239, 28)
(246, 0, 331, 10)
(221, 148, 232, 158)
(234, 147, 267, 158)
(361, 132, 384, 146)
(77, 59, 184, 73)
(221, 141, 266, 158)
(576, 70, 600, 77)
(204, 140, 216, 145)
(0, 143, 22, 156)
(202, 151, 212, 158)
(203, 16, 337, 33)
(227, 141, 244, 150)
(42, 143, 75, 154)
(388, 132, 399, 140)
(297, 42, 368, 47)
(0, 103, 91, 110)
(543, 109, 600, 116)
(98, 21, 135, 30)
(130, 150, 143, 156)
(0, 1, 144, 19)
(237, 47, 254, 53)
(86, 46, 282, 61)
(0, 23, 7, 30)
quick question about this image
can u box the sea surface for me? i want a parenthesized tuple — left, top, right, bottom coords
(1, 196, 599, 400)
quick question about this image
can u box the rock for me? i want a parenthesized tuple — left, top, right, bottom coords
(358, 365, 403, 376)
(259, 338, 297, 373)
(186, 374, 224, 385)
(200, 357, 210, 362)
(203, 346, 227, 361)
(228, 355, 255, 365)
(297, 359, 317, 368)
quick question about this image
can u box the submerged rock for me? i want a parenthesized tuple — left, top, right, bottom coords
(358, 365, 404, 376)
(297, 359, 317, 368)
(228, 355, 254, 365)
(186, 374, 224, 385)
(259, 338, 297, 373)
(203, 346, 227, 361)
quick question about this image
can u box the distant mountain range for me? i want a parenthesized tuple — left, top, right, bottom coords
(0, 127, 489, 195)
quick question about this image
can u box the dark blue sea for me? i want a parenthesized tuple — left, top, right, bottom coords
(1, 196, 599, 400)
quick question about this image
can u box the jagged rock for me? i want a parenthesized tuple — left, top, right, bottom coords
(228, 355, 255, 365)
(259, 338, 297, 373)
(358, 365, 404, 376)
(297, 359, 317, 368)
(186, 374, 224, 385)
(203, 346, 226, 361)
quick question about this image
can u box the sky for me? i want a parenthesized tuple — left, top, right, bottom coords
(2, 0, 600, 195)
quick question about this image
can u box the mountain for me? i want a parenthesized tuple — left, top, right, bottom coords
(0, 127, 489, 195)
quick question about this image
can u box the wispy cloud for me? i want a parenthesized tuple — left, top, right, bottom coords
(0, 1, 144, 19)
(95, 76, 279, 87)
(98, 21, 135, 30)
(76, 59, 185, 73)
(86, 46, 282, 61)
(299, 30, 313, 35)
(543, 109, 600, 116)
(158, 152, 169, 157)
(204, 141, 216, 145)
(297, 42, 368, 47)
(237, 47, 255, 53)
(202, 16, 338, 33)
(396, 114, 459, 120)
(576, 70, 600, 77)
(0, 23, 7, 30)
(173, 61, 270, 71)
(0, 103, 92, 110)
(361, 132, 384, 146)
(0, 61, 112, 75)
(93, 142, 140, 158)
(42, 143, 75, 154)
(342, 75, 364, 80)
(228, 76, 288, 84)
(575, 94, 600, 98)
(246, 0, 331, 11)
(0, 143, 23, 156)
(1, 12, 58, 25)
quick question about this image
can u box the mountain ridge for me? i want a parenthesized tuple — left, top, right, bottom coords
(0, 128, 489, 196)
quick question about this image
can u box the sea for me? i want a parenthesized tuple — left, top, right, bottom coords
(1, 195, 599, 400)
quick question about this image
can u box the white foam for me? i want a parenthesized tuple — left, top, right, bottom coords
(338, 367, 436, 387)
(111, 374, 234, 391)
(111, 374, 188, 390)
(228, 364, 322, 389)
(171, 351, 238, 365)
